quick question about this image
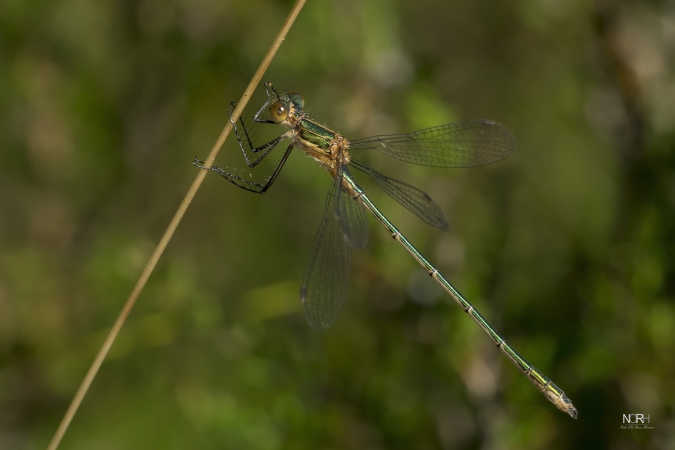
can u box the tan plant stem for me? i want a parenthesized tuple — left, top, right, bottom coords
(46, 1, 308, 448)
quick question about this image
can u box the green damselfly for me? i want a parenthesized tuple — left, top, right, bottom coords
(194, 82, 578, 419)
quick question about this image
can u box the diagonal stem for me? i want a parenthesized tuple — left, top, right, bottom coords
(45, 1, 308, 449)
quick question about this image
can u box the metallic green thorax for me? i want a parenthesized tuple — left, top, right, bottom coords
(298, 118, 337, 150)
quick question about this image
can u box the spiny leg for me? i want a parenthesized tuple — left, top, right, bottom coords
(193, 144, 294, 194)
(229, 101, 285, 168)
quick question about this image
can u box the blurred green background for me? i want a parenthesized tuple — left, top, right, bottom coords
(1, 0, 674, 448)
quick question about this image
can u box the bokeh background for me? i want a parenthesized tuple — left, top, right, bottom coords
(1, 0, 674, 449)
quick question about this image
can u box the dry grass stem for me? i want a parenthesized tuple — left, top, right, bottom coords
(46, 1, 308, 448)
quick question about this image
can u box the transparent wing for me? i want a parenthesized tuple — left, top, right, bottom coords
(337, 167, 369, 249)
(350, 160, 448, 230)
(300, 168, 352, 328)
(349, 120, 515, 168)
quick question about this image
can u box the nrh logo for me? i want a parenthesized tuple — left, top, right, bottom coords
(621, 413, 654, 429)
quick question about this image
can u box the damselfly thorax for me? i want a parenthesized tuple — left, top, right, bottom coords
(282, 103, 356, 194)
(285, 107, 351, 167)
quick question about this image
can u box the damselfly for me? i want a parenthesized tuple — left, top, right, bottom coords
(194, 82, 577, 418)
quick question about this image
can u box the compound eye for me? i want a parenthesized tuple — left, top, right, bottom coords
(269, 102, 288, 122)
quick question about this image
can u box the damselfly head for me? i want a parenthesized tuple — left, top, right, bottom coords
(259, 83, 305, 124)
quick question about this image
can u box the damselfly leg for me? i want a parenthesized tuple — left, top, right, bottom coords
(193, 144, 293, 194)
(193, 102, 294, 193)
(229, 101, 287, 168)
